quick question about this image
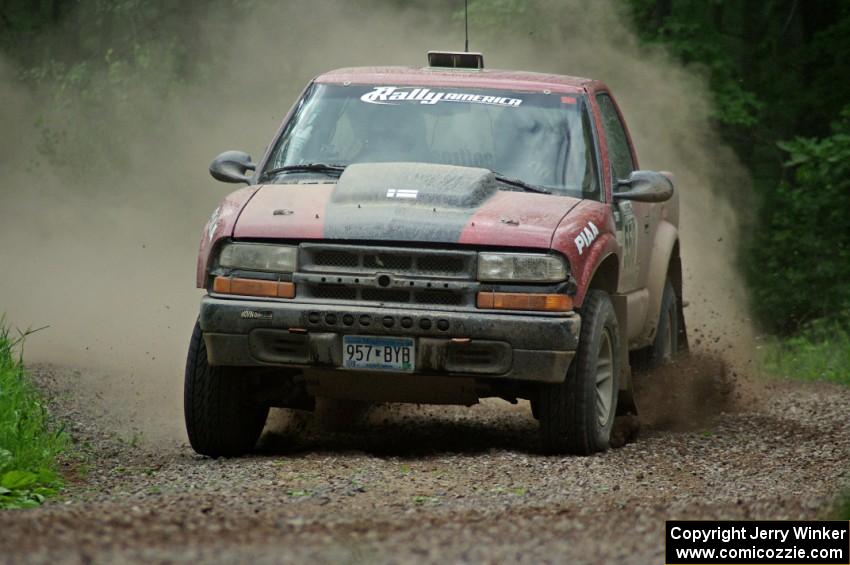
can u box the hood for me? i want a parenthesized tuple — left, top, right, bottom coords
(233, 162, 582, 249)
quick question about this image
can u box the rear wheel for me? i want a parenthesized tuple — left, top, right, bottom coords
(649, 279, 679, 367)
(538, 290, 620, 454)
(631, 279, 679, 372)
(184, 321, 269, 457)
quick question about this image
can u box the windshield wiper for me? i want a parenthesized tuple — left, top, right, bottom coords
(492, 173, 552, 194)
(262, 163, 348, 181)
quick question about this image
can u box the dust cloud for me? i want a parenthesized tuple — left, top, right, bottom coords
(0, 0, 755, 443)
(635, 354, 740, 432)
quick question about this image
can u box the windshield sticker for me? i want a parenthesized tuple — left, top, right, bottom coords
(361, 86, 523, 107)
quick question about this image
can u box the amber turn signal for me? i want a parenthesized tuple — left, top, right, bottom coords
(476, 291, 572, 312)
(213, 277, 295, 299)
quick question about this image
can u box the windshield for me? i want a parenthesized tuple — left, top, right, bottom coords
(263, 83, 599, 198)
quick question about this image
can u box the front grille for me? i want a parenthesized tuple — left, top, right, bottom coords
(301, 243, 475, 279)
(364, 254, 412, 271)
(416, 255, 466, 275)
(312, 284, 357, 300)
(296, 243, 477, 310)
(314, 250, 359, 268)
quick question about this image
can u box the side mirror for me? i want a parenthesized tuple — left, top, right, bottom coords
(210, 151, 255, 184)
(613, 170, 674, 203)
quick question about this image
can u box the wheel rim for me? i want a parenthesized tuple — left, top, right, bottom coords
(595, 328, 614, 428)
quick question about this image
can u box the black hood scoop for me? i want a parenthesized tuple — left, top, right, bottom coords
(331, 162, 497, 208)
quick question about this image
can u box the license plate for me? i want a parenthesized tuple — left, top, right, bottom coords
(342, 335, 415, 372)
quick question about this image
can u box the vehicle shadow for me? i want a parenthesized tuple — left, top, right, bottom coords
(256, 400, 544, 457)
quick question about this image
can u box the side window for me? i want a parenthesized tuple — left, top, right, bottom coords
(579, 105, 600, 200)
(596, 93, 635, 189)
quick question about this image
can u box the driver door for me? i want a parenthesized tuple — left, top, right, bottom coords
(596, 93, 645, 293)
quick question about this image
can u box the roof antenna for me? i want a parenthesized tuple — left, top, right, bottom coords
(464, 0, 469, 52)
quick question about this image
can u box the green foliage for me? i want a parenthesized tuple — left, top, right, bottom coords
(762, 318, 850, 385)
(624, 0, 850, 334)
(1, 0, 257, 180)
(0, 323, 67, 509)
(15, 4, 195, 177)
(835, 491, 850, 520)
(748, 109, 850, 331)
(627, 1, 764, 129)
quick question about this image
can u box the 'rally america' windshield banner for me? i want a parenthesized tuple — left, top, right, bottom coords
(360, 86, 523, 107)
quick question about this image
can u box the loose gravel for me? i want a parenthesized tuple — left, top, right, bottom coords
(1, 359, 849, 564)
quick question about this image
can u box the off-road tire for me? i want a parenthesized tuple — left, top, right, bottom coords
(184, 321, 269, 457)
(648, 279, 678, 368)
(538, 289, 620, 454)
(631, 279, 679, 372)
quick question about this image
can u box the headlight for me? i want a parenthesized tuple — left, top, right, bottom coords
(218, 243, 297, 272)
(477, 252, 567, 282)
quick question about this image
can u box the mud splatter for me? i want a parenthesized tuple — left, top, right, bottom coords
(635, 354, 747, 432)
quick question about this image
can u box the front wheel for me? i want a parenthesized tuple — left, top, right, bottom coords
(538, 290, 620, 454)
(184, 321, 269, 457)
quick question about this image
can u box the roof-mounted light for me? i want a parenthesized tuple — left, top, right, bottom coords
(427, 51, 484, 70)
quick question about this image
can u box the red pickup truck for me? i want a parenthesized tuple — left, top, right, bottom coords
(186, 51, 687, 457)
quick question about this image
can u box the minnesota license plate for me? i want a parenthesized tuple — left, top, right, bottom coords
(342, 335, 415, 372)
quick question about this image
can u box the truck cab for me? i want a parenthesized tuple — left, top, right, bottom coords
(185, 52, 687, 457)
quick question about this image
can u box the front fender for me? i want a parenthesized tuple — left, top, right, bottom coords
(551, 200, 620, 308)
(572, 235, 620, 307)
(195, 185, 263, 288)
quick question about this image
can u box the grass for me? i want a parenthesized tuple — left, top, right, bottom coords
(834, 491, 850, 520)
(0, 322, 67, 509)
(762, 318, 850, 385)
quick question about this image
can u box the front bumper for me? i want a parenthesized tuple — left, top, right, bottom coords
(199, 296, 580, 383)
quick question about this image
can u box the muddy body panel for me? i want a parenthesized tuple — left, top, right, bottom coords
(200, 296, 579, 386)
(188, 60, 686, 438)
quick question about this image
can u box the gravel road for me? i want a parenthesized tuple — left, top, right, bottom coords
(2, 358, 849, 564)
